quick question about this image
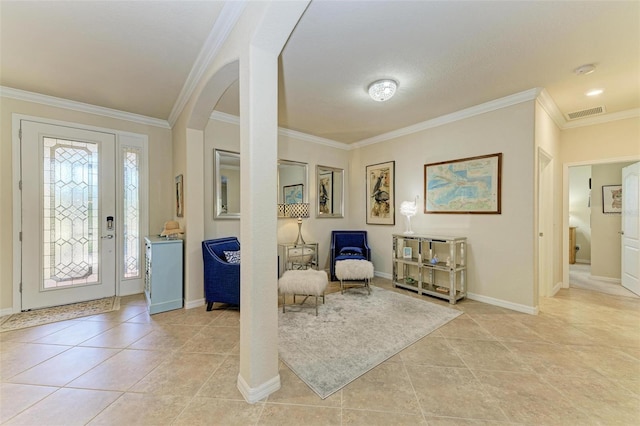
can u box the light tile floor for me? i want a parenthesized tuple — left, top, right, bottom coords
(1, 278, 638, 425)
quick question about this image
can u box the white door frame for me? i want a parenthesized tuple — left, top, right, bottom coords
(12, 114, 149, 313)
(562, 155, 640, 290)
(538, 147, 554, 298)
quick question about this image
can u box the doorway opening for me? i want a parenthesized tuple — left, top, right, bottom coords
(567, 160, 638, 298)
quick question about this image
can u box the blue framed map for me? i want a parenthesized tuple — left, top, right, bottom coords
(424, 153, 502, 214)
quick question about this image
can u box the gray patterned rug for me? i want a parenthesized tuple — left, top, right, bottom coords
(278, 285, 462, 399)
(0, 296, 120, 332)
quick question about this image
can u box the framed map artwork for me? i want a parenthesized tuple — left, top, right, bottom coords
(424, 153, 502, 214)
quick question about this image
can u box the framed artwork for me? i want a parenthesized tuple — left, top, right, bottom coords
(403, 246, 412, 259)
(424, 153, 502, 214)
(283, 184, 304, 204)
(175, 174, 184, 217)
(318, 170, 333, 215)
(602, 185, 622, 214)
(366, 160, 395, 225)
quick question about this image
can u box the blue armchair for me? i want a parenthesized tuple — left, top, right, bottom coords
(330, 230, 371, 281)
(202, 237, 240, 311)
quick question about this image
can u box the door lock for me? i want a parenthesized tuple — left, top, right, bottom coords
(101, 235, 114, 239)
(106, 216, 114, 231)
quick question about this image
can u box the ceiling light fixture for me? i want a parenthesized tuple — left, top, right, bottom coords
(573, 64, 596, 76)
(586, 89, 604, 97)
(368, 79, 398, 102)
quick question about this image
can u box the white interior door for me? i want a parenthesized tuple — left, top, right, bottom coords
(21, 120, 116, 310)
(538, 148, 553, 298)
(621, 162, 639, 295)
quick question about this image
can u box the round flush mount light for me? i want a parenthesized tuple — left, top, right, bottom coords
(368, 79, 398, 102)
(574, 64, 596, 76)
(586, 88, 604, 97)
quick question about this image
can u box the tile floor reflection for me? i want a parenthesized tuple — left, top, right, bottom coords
(1, 278, 638, 425)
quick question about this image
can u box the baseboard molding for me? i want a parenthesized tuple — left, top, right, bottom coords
(184, 298, 205, 310)
(590, 275, 621, 284)
(0, 307, 15, 316)
(375, 271, 392, 280)
(575, 259, 591, 264)
(550, 281, 563, 296)
(237, 373, 281, 404)
(467, 292, 539, 315)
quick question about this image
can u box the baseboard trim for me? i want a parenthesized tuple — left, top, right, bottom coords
(237, 373, 281, 404)
(0, 307, 15, 316)
(467, 292, 539, 315)
(375, 271, 392, 280)
(184, 298, 205, 310)
(590, 275, 621, 284)
(551, 281, 563, 296)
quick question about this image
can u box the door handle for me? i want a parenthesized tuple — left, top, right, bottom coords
(619, 231, 624, 235)
(101, 235, 114, 239)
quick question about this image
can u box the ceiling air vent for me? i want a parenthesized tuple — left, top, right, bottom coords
(565, 106, 606, 121)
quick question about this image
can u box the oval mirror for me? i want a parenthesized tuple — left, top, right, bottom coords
(214, 149, 240, 219)
(317, 165, 344, 218)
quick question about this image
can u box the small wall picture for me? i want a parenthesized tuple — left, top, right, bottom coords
(176, 174, 184, 217)
(283, 184, 303, 204)
(403, 246, 412, 259)
(602, 184, 622, 214)
(366, 160, 395, 225)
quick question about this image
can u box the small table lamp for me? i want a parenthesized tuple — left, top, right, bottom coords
(400, 198, 418, 235)
(287, 203, 310, 245)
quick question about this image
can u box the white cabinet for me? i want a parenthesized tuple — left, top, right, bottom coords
(144, 236, 183, 314)
(392, 234, 467, 304)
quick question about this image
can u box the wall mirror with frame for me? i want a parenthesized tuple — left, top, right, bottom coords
(316, 165, 344, 218)
(214, 149, 240, 219)
(278, 160, 308, 217)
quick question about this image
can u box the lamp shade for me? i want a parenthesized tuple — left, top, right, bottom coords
(277, 203, 287, 217)
(287, 203, 310, 219)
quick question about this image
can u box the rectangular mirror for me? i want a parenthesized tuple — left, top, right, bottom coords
(278, 160, 308, 217)
(214, 149, 240, 219)
(317, 165, 344, 218)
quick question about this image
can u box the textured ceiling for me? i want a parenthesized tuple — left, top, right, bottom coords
(2, 1, 639, 144)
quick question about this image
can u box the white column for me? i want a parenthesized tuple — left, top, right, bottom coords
(236, 44, 280, 402)
(184, 128, 205, 307)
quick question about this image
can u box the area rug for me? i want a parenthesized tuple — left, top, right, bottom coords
(278, 286, 462, 399)
(0, 296, 120, 332)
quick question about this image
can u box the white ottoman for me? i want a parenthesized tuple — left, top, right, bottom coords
(335, 259, 374, 294)
(278, 269, 328, 316)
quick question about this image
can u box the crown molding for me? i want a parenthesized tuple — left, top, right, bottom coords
(1, 86, 170, 129)
(536, 89, 565, 128)
(352, 88, 542, 148)
(167, 1, 247, 127)
(209, 110, 350, 150)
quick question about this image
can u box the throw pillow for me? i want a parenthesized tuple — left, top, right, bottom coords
(340, 246, 363, 255)
(224, 250, 241, 264)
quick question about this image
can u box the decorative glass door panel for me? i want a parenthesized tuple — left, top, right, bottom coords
(21, 121, 116, 310)
(43, 137, 99, 288)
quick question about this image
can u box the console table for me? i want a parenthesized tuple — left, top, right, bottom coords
(392, 234, 467, 304)
(278, 242, 318, 277)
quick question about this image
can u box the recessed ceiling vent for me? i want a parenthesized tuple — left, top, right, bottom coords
(565, 105, 606, 120)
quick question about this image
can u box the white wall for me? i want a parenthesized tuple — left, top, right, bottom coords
(0, 96, 174, 311)
(569, 165, 592, 262)
(352, 101, 537, 310)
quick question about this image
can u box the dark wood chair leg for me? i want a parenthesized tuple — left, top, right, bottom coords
(206, 301, 214, 311)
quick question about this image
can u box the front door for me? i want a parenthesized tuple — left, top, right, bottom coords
(21, 120, 116, 310)
(621, 162, 639, 296)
